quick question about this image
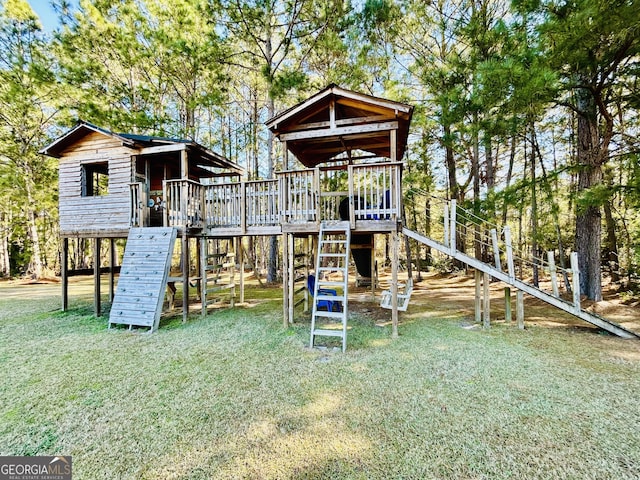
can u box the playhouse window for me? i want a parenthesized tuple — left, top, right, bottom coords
(82, 162, 109, 196)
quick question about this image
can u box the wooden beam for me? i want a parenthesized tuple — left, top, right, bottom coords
(279, 121, 399, 142)
(201, 237, 207, 318)
(475, 269, 481, 323)
(391, 231, 399, 339)
(239, 236, 245, 304)
(180, 149, 188, 179)
(335, 92, 412, 115)
(504, 287, 512, 323)
(288, 234, 295, 324)
(283, 115, 392, 133)
(62, 237, 68, 312)
(516, 290, 524, 330)
(109, 238, 116, 303)
(139, 143, 187, 155)
(282, 232, 289, 328)
(329, 98, 336, 129)
(483, 271, 490, 328)
(390, 129, 397, 162)
(182, 233, 189, 323)
(94, 237, 101, 317)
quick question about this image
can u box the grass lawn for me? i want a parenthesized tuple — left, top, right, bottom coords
(1, 276, 639, 479)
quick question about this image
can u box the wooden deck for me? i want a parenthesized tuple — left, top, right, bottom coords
(130, 162, 403, 236)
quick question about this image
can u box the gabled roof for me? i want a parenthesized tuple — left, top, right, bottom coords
(40, 121, 243, 176)
(266, 84, 413, 167)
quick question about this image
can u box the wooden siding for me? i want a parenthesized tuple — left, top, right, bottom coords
(58, 131, 134, 236)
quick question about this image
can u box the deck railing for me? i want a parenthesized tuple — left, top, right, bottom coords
(244, 179, 279, 228)
(204, 183, 242, 227)
(129, 182, 146, 227)
(147, 162, 402, 232)
(164, 179, 204, 229)
(348, 162, 402, 225)
(278, 169, 317, 223)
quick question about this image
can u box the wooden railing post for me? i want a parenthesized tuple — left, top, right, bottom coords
(443, 203, 449, 248)
(491, 228, 501, 271)
(240, 181, 247, 234)
(449, 199, 457, 255)
(548, 251, 559, 297)
(571, 252, 580, 311)
(162, 180, 169, 227)
(348, 165, 355, 229)
(504, 226, 515, 279)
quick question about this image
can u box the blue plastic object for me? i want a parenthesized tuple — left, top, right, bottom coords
(307, 274, 339, 311)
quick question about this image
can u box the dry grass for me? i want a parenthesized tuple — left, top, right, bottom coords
(1, 275, 639, 479)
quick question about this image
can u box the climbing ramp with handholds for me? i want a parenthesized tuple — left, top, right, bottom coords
(109, 227, 177, 331)
(403, 190, 640, 340)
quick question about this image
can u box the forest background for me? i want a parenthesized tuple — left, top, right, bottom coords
(0, 0, 638, 301)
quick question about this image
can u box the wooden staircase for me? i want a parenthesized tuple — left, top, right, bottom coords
(109, 227, 177, 331)
(310, 221, 351, 352)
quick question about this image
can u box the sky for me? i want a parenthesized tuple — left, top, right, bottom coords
(28, 0, 62, 32)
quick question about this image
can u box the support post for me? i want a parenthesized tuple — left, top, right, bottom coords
(504, 226, 515, 279)
(282, 233, 289, 328)
(230, 239, 236, 309)
(370, 235, 376, 299)
(483, 271, 490, 328)
(288, 234, 294, 324)
(195, 237, 202, 302)
(94, 237, 101, 317)
(474, 269, 481, 323)
(62, 237, 68, 312)
(443, 203, 449, 248)
(182, 233, 189, 322)
(516, 290, 524, 330)
(239, 237, 245, 304)
(571, 252, 580, 311)
(109, 238, 116, 303)
(201, 237, 207, 318)
(548, 251, 559, 298)
(391, 231, 399, 339)
(491, 228, 501, 271)
(504, 287, 512, 323)
(303, 236, 309, 313)
(449, 199, 457, 255)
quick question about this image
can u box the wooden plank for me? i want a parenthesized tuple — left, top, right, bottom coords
(391, 231, 399, 339)
(491, 228, 501, 271)
(139, 143, 187, 155)
(279, 120, 399, 142)
(474, 269, 481, 323)
(62, 238, 68, 312)
(516, 290, 524, 330)
(483, 271, 490, 328)
(504, 287, 512, 323)
(94, 237, 101, 317)
(571, 252, 580, 309)
(548, 251, 559, 297)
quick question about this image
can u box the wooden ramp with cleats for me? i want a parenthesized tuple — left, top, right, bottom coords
(109, 227, 177, 332)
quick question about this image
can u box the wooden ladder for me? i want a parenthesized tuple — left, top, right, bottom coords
(201, 238, 236, 316)
(310, 221, 351, 352)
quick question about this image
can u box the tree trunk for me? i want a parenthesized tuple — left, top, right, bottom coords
(25, 177, 43, 278)
(530, 123, 539, 287)
(0, 213, 10, 277)
(575, 85, 603, 301)
(603, 199, 619, 283)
